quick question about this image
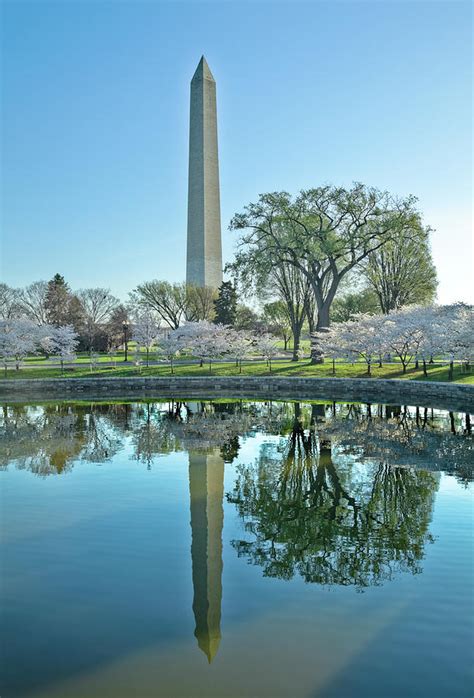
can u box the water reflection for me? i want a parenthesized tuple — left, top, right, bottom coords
(1, 399, 472, 668)
(228, 406, 439, 587)
(189, 450, 224, 662)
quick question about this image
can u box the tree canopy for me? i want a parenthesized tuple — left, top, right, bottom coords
(363, 225, 437, 313)
(231, 183, 426, 361)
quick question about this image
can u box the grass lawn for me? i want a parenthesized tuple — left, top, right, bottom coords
(2, 360, 473, 384)
(275, 338, 312, 352)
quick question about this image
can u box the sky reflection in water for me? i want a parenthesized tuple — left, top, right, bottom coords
(1, 400, 473, 698)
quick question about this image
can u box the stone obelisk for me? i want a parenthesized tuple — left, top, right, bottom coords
(186, 56, 223, 289)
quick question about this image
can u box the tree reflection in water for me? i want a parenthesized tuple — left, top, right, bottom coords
(0, 403, 126, 475)
(227, 403, 443, 588)
(2, 399, 471, 669)
(1, 400, 471, 481)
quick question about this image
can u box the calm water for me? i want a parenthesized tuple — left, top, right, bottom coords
(1, 400, 473, 698)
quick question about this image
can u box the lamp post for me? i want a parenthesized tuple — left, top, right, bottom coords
(122, 321, 129, 362)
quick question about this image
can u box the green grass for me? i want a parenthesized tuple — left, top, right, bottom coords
(275, 338, 312, 352)
(3, 360, 473, 384)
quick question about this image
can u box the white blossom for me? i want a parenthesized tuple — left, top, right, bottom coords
(132, 311, 160, 366)
(157, 335, 182, 374)
(256, 334, 279, 371)
(47, 325, 79, 370)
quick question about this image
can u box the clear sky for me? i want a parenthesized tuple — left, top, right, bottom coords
(1, 0, 472, 304)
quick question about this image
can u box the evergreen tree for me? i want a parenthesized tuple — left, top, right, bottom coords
(45, 274, 71, 326)
(44, 274, 85, 333)
(213, 281, 237, 326)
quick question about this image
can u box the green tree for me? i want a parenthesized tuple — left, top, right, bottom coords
(185, 284, 218, 322)
(67, 295, 86, 336)
(44, 274, 85, 333)
(229, 252, 312, 361)
(45, 274, 71, 326)
(363, 226, 438, 313)
(231, 183, 424, 362)
(263, 301, 292, 351)
(213, 281, 237, 326)
(234, 303, 260, 330)
(330, 287, 381, 322)
(132, 280, 187, 329)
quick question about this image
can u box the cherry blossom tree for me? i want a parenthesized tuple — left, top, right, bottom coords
(318, 304, 473, 379)
(406, 306, 443, 376)
(157, 335, 182, 374)
(132, 311, 160, 366)
(0, 320, 44, 373)
(133, 346, 143, 373)
(437, 304, 474, 379)
(48, 325, 79, 372)
(172, 320, 230, 373)
(189, 322, 229, 373)
(256, 334, 279, 372)
(226, 329, 255, 373)
(318, 324, 351, 375)
(383, 307, 426, 373)
(89, 352, 100, 373)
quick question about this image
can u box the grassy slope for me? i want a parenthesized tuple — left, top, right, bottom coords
(3, 360, 473, 384)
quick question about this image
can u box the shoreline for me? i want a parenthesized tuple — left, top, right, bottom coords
(1, 376, 473, 412)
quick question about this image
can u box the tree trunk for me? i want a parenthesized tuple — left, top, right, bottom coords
(449, 412, 456, 434)
(423, 359, 428, 377)
(310, 305, 330, 364)
(292, 325, 301, 362)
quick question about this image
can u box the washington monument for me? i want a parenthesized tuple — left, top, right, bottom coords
(186, 56, 223, 289)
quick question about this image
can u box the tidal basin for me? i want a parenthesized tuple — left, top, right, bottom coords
(1, 400, 473, 698)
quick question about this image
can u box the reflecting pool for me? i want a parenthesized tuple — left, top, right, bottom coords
(1, 400, 473, 697)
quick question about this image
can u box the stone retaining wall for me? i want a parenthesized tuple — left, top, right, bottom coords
(0, 376, 473, 412)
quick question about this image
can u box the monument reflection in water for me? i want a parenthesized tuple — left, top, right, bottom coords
(189, 449, 224, 662)
(1, 399, 473, 678)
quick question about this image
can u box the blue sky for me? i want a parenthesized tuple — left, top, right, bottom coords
(1, 0, 472, 304)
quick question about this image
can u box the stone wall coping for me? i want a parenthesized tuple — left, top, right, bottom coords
(0, 376, 472, 412)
